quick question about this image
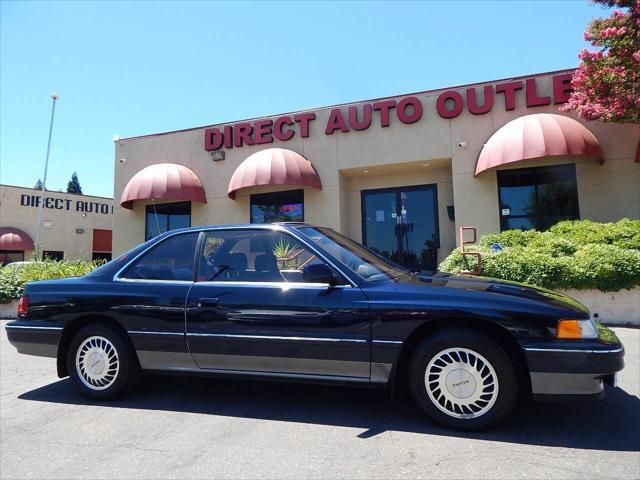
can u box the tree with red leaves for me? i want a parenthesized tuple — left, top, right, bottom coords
(561, 0, 640, 123)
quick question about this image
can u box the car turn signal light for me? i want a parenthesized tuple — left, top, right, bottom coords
(557, 319, 598, 340)
(17, 296, 28, 316)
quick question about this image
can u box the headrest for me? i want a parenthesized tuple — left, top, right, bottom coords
(255, 253, 278, 272)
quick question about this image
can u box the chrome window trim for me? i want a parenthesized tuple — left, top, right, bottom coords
(523, 346, 623, 354)
(193, 280, 350, 289)
(113, 225, 359, 288)
(113, 230, 200, 283)
(4, 325, 64, 331)
(186, 332, 367, 343)
(116, 278, 194, 285)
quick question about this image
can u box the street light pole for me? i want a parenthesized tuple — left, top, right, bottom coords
(34, 93, 59, 261)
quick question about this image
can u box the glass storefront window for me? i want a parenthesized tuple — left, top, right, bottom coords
(498, 164, 579, 231)
(0, 250, 24, 266)
(43, 251, 64, 261)
(92, 252, 112, 262)
(250, 190, 304, 224)
(145, 201, 191, 240)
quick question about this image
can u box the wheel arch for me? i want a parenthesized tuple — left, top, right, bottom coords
(57, 315, 139, 378)
(390, 317, 531, 398)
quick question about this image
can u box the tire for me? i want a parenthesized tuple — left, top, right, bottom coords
(408, 328, 517, 430)
(66, 323, 140, 400)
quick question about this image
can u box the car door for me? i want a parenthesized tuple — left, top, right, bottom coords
(114, 231, 199, 371)
(185, 228, 372, 380)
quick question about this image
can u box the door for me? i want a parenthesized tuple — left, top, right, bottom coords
(114, 232, 200, 370)
(362, 184, 440, 271)
(186, 228, 371, 380)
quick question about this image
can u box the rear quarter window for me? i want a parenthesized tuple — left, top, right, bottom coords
(122, 232, 199, 281)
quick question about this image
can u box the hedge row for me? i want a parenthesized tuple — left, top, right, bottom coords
(0, 259, 102, 304)
(439, 219, 640, 292)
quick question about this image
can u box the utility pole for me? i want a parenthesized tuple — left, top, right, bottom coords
(34, 93, 59, 261)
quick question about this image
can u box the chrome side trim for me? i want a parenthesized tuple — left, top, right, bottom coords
(186, 332, 367, 343)
(188, 353, 370, 378)
(523, 346, 623, 354)
(372, 339, 403, 345)
(4, 325, 64, 331)
(150, 366, 372, 383)
(128, 330, 184, 336)
(371, 362, 393, 383)
(136, 350, 197, 370)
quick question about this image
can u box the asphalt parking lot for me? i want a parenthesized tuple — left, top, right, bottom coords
(1, 323, 638, 480)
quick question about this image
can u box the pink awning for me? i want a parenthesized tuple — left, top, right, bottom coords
(228, 148, 322, 199)
(475, 113, 604, 176)
(120, 163, 206, 210)
(0, 227, 34, 251)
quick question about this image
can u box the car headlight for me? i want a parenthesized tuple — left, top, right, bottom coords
(556, 318, 599, 340)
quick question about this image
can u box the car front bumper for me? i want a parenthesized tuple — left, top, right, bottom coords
(5, 320, 63, 358)
(521, 337, 624, 401)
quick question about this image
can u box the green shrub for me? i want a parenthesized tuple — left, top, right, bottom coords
(0, 259, 102, 303)
(439, 219, 640, 292)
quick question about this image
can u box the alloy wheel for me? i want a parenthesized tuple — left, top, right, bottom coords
(75, 335, 120, 391)
(424, 347, 499, 419)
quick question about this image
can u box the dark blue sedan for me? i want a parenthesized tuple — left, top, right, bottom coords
(6, 223, 624, 430)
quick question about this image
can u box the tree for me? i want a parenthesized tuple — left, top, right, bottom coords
(560, 0, 640, 123)
(66, 172, 83, 194)
(34, 178, 43, 190)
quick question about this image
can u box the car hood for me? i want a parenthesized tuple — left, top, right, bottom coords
(401, 272, 590, 317)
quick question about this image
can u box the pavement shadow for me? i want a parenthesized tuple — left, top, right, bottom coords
(19, 374, 640, 452)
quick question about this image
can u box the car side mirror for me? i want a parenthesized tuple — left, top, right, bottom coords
(303, 263, 339, 286)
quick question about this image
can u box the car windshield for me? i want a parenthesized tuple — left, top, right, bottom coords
(297, 226, 410, 282)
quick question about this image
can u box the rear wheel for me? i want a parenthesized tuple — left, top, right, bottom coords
(66, 324, 139, 399)
(409, 328, 517, 430)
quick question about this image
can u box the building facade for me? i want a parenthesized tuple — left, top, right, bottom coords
(113, 69, 640, 272)
(0, 185, 113, 264)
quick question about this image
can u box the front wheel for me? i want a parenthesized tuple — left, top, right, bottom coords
(409, 328, 517, 430)
(66, 324, 139, 399)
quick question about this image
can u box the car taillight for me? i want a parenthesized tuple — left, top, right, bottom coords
(17, 296, 28, 316)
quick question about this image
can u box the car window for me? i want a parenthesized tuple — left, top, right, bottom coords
(197, 229, 334, 283)
(123, 232, 199, 281)
(297, 226, 409, 281)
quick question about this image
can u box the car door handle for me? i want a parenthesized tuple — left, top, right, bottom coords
(197, 297, 220, 308)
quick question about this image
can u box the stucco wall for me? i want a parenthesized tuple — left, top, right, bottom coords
(112, 69, 640, 257)
(0, 185, 113, 260)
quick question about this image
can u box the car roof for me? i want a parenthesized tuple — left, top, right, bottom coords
(158, 222, 317, 235)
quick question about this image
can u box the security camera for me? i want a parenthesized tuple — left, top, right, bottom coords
(458, 141, 468, 148)
(113, 134, 120, 142)
(119, 158, 127, 164)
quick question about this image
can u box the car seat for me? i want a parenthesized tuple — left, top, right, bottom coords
(253, 253, 284, 282)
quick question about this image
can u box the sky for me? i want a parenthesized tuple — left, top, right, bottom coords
(0, 1, 610, 198)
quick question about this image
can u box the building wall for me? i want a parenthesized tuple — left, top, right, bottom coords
(113, 69, 640, 262)
(0, 185, 113, 260)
